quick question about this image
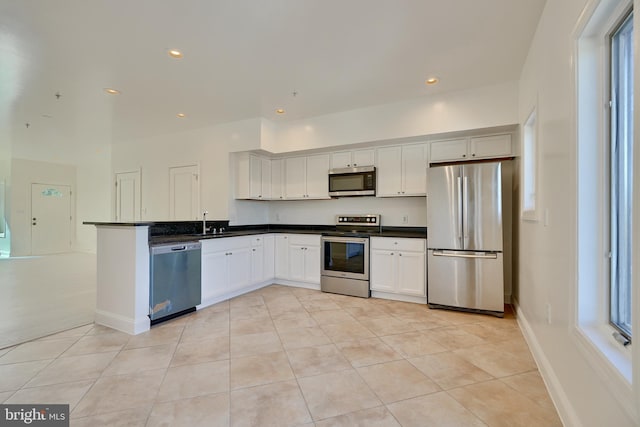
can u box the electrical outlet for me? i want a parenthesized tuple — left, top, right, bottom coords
(402, 215, 409, 224)
(545, 303, 552, 324)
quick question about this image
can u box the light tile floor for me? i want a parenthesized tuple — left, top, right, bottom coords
(0, 285, 563, 426)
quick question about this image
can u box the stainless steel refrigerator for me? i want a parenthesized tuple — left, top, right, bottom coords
(427, 161, 504, 316)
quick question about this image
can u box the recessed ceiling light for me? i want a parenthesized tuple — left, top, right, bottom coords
(177, 113, 186, 118)
(103, 88, 120, 95)
(168, 49, 183, 59)
(276, 109, 285, 114)
(425, 77, 439, 85)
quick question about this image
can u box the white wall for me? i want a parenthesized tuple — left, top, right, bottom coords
(111, 119, 262, 222)
(516, 0, 637, 425)
(270, 81, 519, 153)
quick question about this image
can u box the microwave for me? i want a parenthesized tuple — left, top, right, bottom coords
(328, 166, 376, 197)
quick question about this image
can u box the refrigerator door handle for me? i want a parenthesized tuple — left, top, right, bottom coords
(462, 175, 469, 240)
(432, 250, 498, 259)
(456, 176, 463, 243)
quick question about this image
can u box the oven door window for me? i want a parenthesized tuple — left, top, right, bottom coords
(323, 240, 366, 274)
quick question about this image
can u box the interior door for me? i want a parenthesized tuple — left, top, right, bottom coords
(169, 165, 200, 220)
(31, 183, 72, 255)
(115, 170, 141, 222)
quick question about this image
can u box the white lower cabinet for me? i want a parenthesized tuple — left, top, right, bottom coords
(201, 235, 274, 306)
(201, 237, 252, 304)
(274, 234, 320, 284)
(370, 237, 426, 297)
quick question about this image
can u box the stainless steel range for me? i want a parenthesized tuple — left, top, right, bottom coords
(320, 214, 380, 298)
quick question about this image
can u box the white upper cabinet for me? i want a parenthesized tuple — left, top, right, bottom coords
(284, 157, 307, 199)
(260, 158, 272, 200)
(430, 134, 512, 163)
(376, 143, 427, 197)
(330, 149, 375, 169)
(470, 134, 512, 159)
(305, 154, 330, 199)
(271, 159, 284, 200)
(235, 153, 269, 200)
(285, 154, 330, 199)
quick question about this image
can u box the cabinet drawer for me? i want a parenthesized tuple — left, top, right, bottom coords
(370, 237, 426, 252)
(201, 236, 251, 254)
(288, 234, 320, 246)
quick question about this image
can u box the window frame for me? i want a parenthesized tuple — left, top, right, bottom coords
(521, 105, 539, 221)
(608, 10, 634, 340)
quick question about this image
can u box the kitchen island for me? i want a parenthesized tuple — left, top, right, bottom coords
(86, 221, 427, 335)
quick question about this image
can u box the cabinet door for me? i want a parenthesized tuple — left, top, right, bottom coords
(376, 146, 402, 197)
(397, 251, 426, 296)
(330, 151, 353, 169)
(262, 235, 275, 281)
(260, 158, 272, 199)
(235, 153, 251, 199)
(402, 144, 427, 196)
(470, 134, 511, 159)
(370, 249, 396, 292)
(201, 251, 229, 302)
(430, 138, 469, 162)
(271, 159, 284, 200)
(275, 235, 290, 279)
(352, 149, 375, 167)
(249, 155, 262, 198)
(285, 157, 306, 199)
(227, 246, 252, 293)
(303, 245, 321, 284)
(251, 243, 264, 283)
(305, 154, 330, 199)
(289, 245, 306, 281)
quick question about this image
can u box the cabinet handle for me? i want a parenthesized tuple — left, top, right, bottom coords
(353, 163, 357, 166)
(252, 248, 256, 252)
(472, 153, 476, 157)
(462, 154, 467, 158)
(390, 252, 394, 255)
(399, 253, 403, 256)
(394, 242, 398, 245)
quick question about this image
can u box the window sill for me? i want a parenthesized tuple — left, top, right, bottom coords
(573, 323, 635, 418)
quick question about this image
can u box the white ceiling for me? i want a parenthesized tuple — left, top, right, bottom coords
(1, 0, 546, 142)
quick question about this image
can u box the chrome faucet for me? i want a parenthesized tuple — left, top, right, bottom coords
(202, 210, 209, 235)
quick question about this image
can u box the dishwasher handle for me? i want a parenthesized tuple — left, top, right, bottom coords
(171, 246, 187, 251)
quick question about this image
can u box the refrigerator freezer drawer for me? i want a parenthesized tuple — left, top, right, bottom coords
(427, 249, 504, 313)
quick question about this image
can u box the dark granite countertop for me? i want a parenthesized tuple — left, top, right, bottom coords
(147, 224, 427, 245)
(84, 221, 427, 245)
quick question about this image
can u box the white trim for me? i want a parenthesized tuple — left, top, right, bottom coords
(371, 291, 427, 304)
(513, 299, 581, 427)
(572, 324, 636, 419)
(95, 309, 150, 335)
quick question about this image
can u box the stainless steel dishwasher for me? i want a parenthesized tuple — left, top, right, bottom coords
(149, 242, 201, 324)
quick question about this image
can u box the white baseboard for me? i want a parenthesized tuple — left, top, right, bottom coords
(371, 291, 427, 304)
(513, 298, 581, 427)
(95, 309, 150, 335)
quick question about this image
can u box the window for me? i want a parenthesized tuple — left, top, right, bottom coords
(575, 0, 633, 388)
(522, 108, 538, 219)
(609, 11, 633, 339)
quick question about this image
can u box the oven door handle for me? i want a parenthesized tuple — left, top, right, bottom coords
(321, 236, 369, 244)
